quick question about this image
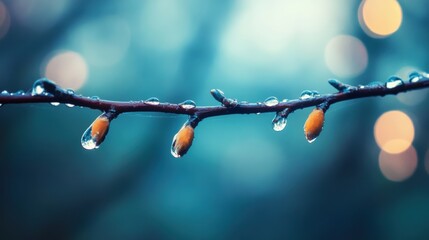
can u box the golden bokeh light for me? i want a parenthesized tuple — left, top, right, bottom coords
(374, 111, 414, 154)
(44, 51, 88, 90)
(359, 0, 402, 38)
(0, 1, 10, 39)
(378, 146, 417, 182)
(324, 35, 368, 78)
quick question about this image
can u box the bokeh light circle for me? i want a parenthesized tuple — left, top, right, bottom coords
(378, 146, 417, 182)
(359, 0, 402, 38)
(44, 51, 88, 90)
(324, 35, 368, 78)
(374, 111, 414, 154)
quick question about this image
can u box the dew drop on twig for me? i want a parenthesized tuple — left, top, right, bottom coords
(1, 90, 8, 95)
(409, 71, 422, 83)
(300, 90, 314, 100)
(179, 100, 196, 109)
(65, 103, 75, 108)
(385, 76, 404, 89)
(144, 97, 160, 105)
(50, 102, 60, 106)
(264, 96, 279, 107)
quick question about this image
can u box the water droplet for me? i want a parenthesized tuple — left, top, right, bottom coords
(256, 112, 261, 115)
(409, 71, 422, 83)
(81, 114, 110, 150)
(144, 97, 160, 105)
(50, 102, 60, 106)
(16, 90, 25, 96)
(300, 90, 313, 100)
(0, 104, 2, 107)
(65, 103, 75, 108)
(312, 91, 320, 97)
(179, 100, 196, 109)
(368, 81, 383, 88)
(385, 76, 404, 89)
(210, 89, 225, 102)
(358, 85, 365, 89)
(32, 78, 57, 96)
(264, 96, 279, 107)
(307, 138, 317, 143)
(1, 90, 8, 95)
(91, 96, 100, 100)
(281, 99, 288, 103)
(66, 89, 75, 95)
(272, 116, 287, 132)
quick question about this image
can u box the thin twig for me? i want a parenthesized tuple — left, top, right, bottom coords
(0, 74, 428, 121)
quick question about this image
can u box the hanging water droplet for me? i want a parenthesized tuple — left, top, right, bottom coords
(272, 116, 287, 132)
(179, 100, 196, 109)
(264, 96, 279, 107)
(91, 96, 100, 100)
(50, 102, 60, 106)
(65, 103, 75, 108)
(409, 71, 422, 83)
(1, 90, 8, 95)
(0, 103, 2, 107)
(256, 112, 261, 115)
(81, 113, 111, 150)
(66, 89, 75, 95)
(385, 76, 404, 89)
(144, 97, 160, 105)
(300, 90, 313, 100)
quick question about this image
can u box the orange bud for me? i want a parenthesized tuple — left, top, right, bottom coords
(171, 124, 194, 158)
(303, 108, 325, 143)
(81, 114, 110, 150)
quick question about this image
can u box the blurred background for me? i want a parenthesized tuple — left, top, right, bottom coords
(0, 0, 428, 239)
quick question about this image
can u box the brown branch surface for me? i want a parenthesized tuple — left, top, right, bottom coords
(0, 74, 428, 122)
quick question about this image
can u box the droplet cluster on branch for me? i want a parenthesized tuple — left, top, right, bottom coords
(0, 71, 428, 157)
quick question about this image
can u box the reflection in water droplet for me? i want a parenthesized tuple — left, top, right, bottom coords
(66, 103, 75, 108)
(312, 91, 320, 97)
(273, 116, 287, 132)
(386, 76, 404, 89)
(179, 100, 196, 109)
(66, 89, 75, 95)
(409, 71, 422, 83)
(50, 102, 60, 106)
(264, 96, 279, 107)
(300, 90, 313, 100)
(1, 90, 8, 95)
(368, 81, 383, 87)
(144, 97, 160, 105)
(81, 113, 111, 150)
(307, 138, 317, 143)
(32, 78, 58, 96)
(16, 90, 25, 96)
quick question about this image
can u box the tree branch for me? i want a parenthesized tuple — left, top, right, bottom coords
(1, 71, 428, 157)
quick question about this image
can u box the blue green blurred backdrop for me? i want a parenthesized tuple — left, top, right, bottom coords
(1, 0, 429, 239)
